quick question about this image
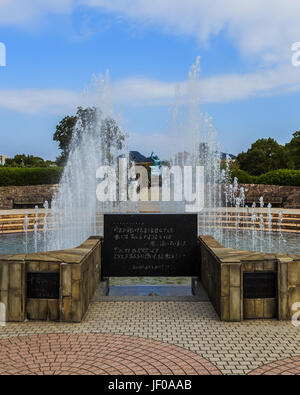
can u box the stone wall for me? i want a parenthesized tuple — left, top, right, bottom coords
(0, 258, 26, 321)
(1, 183, 300, 210)
(199, 236, 243, 321)
(278, 255, 300, 320)
(0, 237, 102, 323)
(199, 236, 300, 321)
(0, 184, 58, 209)
(241, 184, 300, 208)
(199, 236, 222, 318)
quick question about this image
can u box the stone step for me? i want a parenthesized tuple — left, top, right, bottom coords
(219, 226, 300, 233)
(198, 219, 300, 226)
(0, 211, 300, 235)
(213, 223, 300, 230)
(199, 213, 300, 219)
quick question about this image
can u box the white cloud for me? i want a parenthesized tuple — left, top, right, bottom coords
(112, 78, 176, 106)
(1, 64, 300, 115)
(198, 64, 300, 102)
(0, 0, 73, 25)
(81, 0, 300, 64)
(112, 64, 300, 106)
(1, 1, 299, 65)
(0, 89, 80, 114)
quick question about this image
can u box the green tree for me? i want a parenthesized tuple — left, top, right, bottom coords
(4, 154, 47, 167)
(100, 117, 127, 165)
(236, 138, 291, 176)
(53, 107, 126, 166)
(53, 114, 78, 166)
(285, 131, 300, 169)
(4, 154, 26, 167)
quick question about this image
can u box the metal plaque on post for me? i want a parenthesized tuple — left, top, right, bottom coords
(27, 272, 60, 299)
(243, 272, 277, 299)
(103, 213, 198, 277)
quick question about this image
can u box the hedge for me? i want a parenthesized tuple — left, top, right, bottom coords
(256, 169, 300, 187)
(231, 169, 256, 184)
(1, 166, 300, 188)
(231, 168, 300, 186)
(0, 167, 63, 187)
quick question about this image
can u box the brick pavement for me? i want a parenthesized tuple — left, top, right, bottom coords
(249, 356, 300, 375)
(0, 301, 299, 375)
(0, 333, 220, 375)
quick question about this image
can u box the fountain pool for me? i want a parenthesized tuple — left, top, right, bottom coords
(0, 228, 299, 256)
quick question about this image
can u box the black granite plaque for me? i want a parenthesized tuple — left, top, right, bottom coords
(27, 272, 60, 299)
(243, 272, 277, 299)
(103, 214, 198, 277)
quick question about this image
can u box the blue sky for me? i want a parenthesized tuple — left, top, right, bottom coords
(1, 0, 300, 160)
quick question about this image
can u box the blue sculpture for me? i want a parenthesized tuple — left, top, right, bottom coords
(150, 152, 162, 177)
(150, 152, 163, 169)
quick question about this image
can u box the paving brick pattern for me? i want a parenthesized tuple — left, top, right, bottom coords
(0, 301, 299, 375)
(0, 333, 220, 375)
(249, 356, 300, 375)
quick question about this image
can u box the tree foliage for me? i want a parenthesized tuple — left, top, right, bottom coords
(53, 107, 126, 166)
(236, 138, 291, 176)
(285, 131, 300, 170)
(53, 114, 77, 166)
(4, 154, 49, 168)
(100, 117, 127, 165)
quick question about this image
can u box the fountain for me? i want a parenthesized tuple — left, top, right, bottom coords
(45, 73, 128, 251)
(1, 59, 299, 325)
(22, 211, 29, 253)
(0, 58, 299, 256)
(43, 201, 49, 250)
